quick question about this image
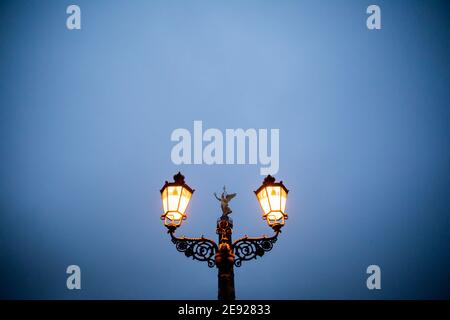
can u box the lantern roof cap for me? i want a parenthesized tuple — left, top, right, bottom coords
(173, 171, 185, 184)
(160, 172, 195, 194)
(263, 175, 276, 184)
(254, 175, 289, 195)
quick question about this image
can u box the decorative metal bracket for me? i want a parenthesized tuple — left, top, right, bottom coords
(166, 216, 281, 268)
(232, 232, 280, 267)
(169, 231, 218, 268)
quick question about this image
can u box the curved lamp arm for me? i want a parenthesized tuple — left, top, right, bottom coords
(168, 230, 218, 268)
(231, 231, 280, 267)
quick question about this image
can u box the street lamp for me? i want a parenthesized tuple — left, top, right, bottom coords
(255, 175, 289, 231)
(160, 172, 194, 230)
(160, 172, 289, 300)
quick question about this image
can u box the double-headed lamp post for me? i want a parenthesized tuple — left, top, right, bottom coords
(160, 172, 289, 300)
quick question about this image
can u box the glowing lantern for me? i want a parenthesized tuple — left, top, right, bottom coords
(160, 172, 194, 229)
(254, 175, 288, 230)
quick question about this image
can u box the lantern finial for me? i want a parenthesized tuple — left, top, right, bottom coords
(173, 171, 185, 184)
(263, 175, 276, 184)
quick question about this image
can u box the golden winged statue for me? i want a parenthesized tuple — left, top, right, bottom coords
(214, 186, 237, 217)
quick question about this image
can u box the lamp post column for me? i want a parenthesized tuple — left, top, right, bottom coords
(215, 216, 235, 300)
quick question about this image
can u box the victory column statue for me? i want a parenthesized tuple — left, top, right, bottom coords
(214, 186, 236, 217)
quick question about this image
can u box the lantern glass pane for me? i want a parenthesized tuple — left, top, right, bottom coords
(267, 186, 281, 211)
(167, 186, 182, 212)
(178, 187, 192, 215)
(280, 187, 287, 213)
(161, 187, 168, 214)
(257, 188, 271, 214)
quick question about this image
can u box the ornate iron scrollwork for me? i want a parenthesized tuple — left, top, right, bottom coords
(232, 232, 279, 267)
(169, 232, 218, 268)
(166, 217, 281, 269)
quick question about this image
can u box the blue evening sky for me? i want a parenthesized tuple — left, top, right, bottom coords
(0, 0, 449, 299)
